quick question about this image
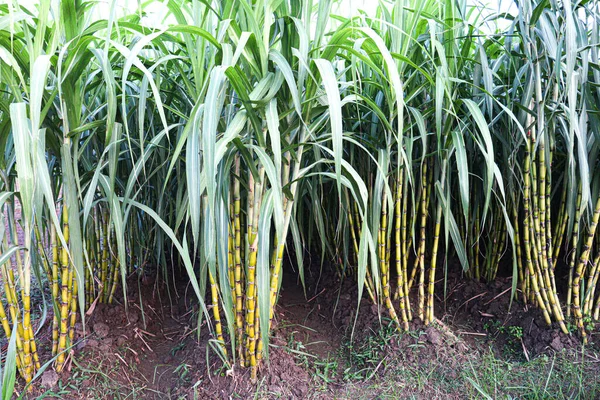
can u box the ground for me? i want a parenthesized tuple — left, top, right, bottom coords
(11, 263, 600, 399)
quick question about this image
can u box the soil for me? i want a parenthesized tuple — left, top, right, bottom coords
(441, 274, 583, 358)
(12, 257, 600, 399)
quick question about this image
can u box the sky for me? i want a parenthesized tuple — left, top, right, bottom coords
(19, 0, 518, 21)
(335, 0, 517, 17)
(16, 0, 519, 37)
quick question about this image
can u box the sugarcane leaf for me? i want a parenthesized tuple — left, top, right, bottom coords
(451, 129, 469, 220)
(251, 146, 284, 243)
(257, 190, 275, 361)
(435, 182, 469, 271)
(463, 99, 494, 225)
(10, 103, 33, 224)
(314, 58, 343, 197)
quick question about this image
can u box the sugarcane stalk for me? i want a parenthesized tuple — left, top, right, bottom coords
(55, 204, 71, 372)
(426, 157, 447, 324)
(537, 134, 567, 333)
(107, 231, 120, 304)
(233, 159, 244, 365)
(583, 248, 600, 316)
(0, 295, 23, 373)
(522, 132, 552, 325)
(572, 193, 600, 342)
(347, 191, 376, 304)
(567, 185, 582, 318)
(100, 212, 109, 303)
(7, 206, 36, 380)
(417, 159, 428, 321)
(379, 191, 400, 327)
(401, 167, 412, 321)
(208, 269, 227, 355)
(395, 170, 409, 330)
(246, 166, 263, 381)
(0, 263, 27, 379)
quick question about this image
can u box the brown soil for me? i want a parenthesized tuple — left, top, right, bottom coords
(15, 259, 600, 399)
(440, 273, 585, 358)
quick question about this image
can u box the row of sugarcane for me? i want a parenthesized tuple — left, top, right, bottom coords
(0, 199, 41, 383)
(0, 196, 125, 384)
(84, 205, 122, 309)
(338, 99, 600, 344)
(509, 98, 600, 342)
(3, 0, 600, 393)
(205, 151, 297, 382)
(0, 200, 74, 383)
(343, 151, 439, 329)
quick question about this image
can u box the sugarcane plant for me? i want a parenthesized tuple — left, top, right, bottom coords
(1, 0, 600, 392)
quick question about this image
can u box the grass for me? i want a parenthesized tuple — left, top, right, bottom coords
(333, 346, 600, 399)
(34, 356, 151, 400)
(279, 319, 600, 399)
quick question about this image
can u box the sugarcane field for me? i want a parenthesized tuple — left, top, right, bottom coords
(2, 0, 600, 398)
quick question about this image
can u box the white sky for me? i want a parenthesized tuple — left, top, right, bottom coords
(334, 0, 517, 17)
(17, 0, 519, 40)
(20, 0, 518, 22)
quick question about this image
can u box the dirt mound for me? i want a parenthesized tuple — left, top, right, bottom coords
(443, 275, 582, 359)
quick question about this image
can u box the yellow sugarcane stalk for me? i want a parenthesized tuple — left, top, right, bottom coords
(254, 298, 261, 364)
(94, 209, 103, 301)
(4, 268, 31, 382)
(55, 205, 71, 372)
(528, 150, 552, 312)
(346, 193, 376, 304)
(107, 233, 120, 304)
(209, 270, 227, 355)
(100, 213, 109, 303)
(426, 203, 442, 324)
(233, 161, 244, 365)
(0, 293, 23, 373)
(583, 249, 600, 316)
(105, 238, 116, 304)
(228, 201, 236, 307)
(50, 224, 60, 354)
(245, 167, 263, 380)
(417, 160, 428, 321)
(426, 158, 447, 324)
(592, 276, 600, 320)
(513, 204, 527, 303)
(0, 260, 27, 377)
(8, 212, 36, 379)
(572, 194, 600, 342)
(522, 135, 552, 326)
(536, 136, 567, 334)
(268, 242, 285, 322)
(567, 186, 582, 318)
(379, 193, 400, 327)
(400, 174, 412, 320)
(393, 170, 405, 311)
(68, 275, 78, 344)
